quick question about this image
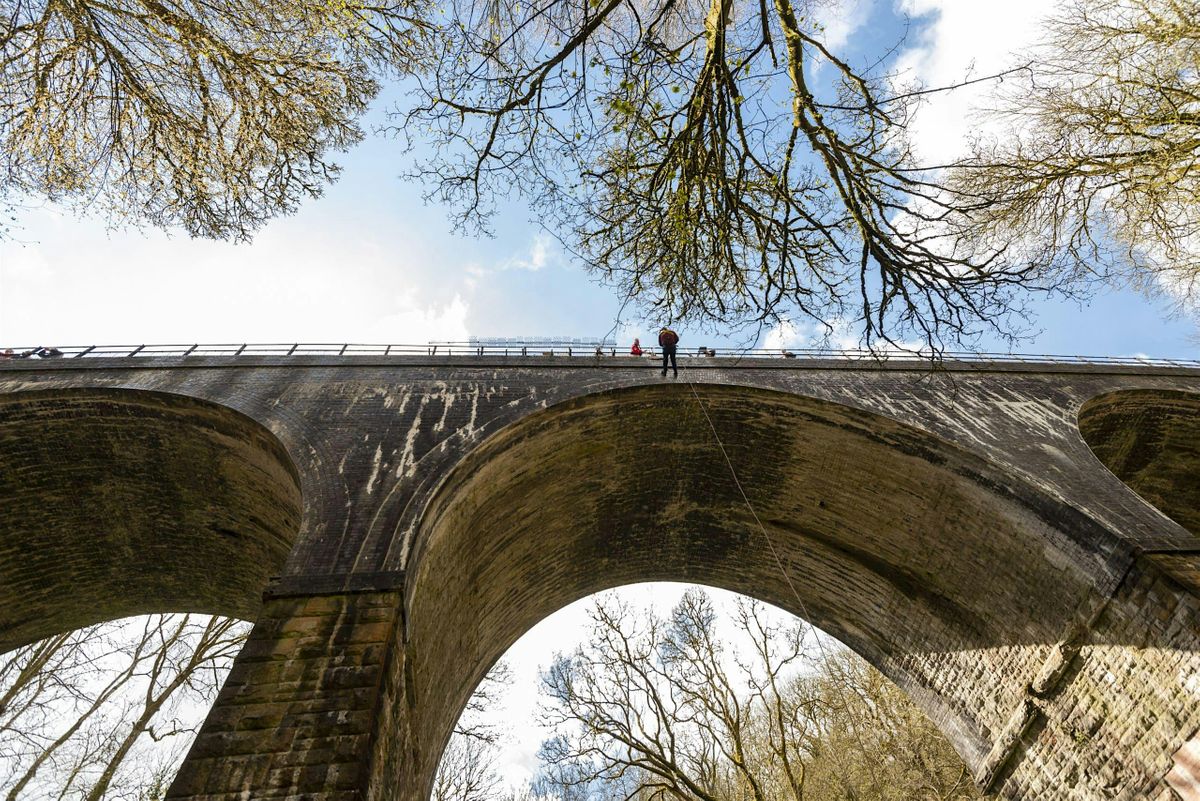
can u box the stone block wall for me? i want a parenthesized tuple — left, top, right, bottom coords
(168, 590, 402, 801)
(997, 558, 1200, 799)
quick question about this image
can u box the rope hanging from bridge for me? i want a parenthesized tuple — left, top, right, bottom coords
(685, 379, 888, 797)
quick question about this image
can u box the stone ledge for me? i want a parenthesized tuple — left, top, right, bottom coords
(265, 572, 406, 599)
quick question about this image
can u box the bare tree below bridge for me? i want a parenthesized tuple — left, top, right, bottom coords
(532, 589, 981, 801)
(0, 614, 248, 800)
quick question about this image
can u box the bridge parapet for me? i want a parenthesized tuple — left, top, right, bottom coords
(3, 341, 1200, 369)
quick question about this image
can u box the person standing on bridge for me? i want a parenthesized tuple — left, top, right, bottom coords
(658, 327, 679, 378)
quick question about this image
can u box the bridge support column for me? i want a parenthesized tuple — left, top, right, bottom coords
(993, 557, 1200, 800)
(167, 584, 405, 801)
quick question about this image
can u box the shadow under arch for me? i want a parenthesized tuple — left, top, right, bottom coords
(1077, 388, 1200, 538)
(402, 383, 1123, 797)
(0, 387, 302, 652)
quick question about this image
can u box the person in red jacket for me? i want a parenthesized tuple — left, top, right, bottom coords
(630, 338, 643, 356)
(658, 327, 680, 377)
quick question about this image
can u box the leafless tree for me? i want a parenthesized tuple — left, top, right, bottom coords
(0, 614, 249, 800)
(432, 660, 515, 801)
(534, 589, 980, 801)
(950, 0, 1200, 314)
(434, 732, 508, 801)
(0, 0, 429, 239)
(393, 0, 1048, 350)
(794, 650, 979, 800)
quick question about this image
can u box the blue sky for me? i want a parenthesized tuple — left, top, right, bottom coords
(1, 0, 1195, 357)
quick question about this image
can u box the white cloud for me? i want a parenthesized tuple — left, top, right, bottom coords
(0, 209, 471, 346)
(458, 234, 561, 294)
(894, 0, 1063, 163)
(814, 0, 875, 50)
(764, 320, 805, 351)
(501, 234, 559, 273)
(763, 317, 866, 351)
(761, 317, 930, 354)
(366, 293, 470, 344)
(1, 240, 55, 282)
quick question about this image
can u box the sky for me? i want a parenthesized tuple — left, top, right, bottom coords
(2, 0, 1198, 793)
(1, 0, 1196, 356)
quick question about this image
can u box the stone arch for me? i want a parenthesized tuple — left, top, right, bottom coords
(1077, 388, 1200, 537)
(399, 383, 1123, 799)
(0, 388, 302, 652)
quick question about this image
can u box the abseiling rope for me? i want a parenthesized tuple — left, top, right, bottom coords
(684, 379, 888, 797)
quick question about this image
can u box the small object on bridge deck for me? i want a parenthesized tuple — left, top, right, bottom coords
(16, 346, 63, 358)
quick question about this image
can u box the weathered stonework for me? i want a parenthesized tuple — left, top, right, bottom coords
(169, 589, 403, 801)
(1, 355, 1197, 800)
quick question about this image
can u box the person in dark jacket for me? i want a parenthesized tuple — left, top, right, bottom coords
(658, 327, 679, 377)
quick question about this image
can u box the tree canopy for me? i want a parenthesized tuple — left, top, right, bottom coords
(950, 0, 1200, 313)
(1, 0, 427, 239)
(396, 0, 1047, 349)
(5, 0, 1200, 344)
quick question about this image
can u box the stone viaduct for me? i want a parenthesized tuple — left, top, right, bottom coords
(1, 352, 1198, 800)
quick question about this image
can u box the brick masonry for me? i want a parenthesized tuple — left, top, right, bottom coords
(0, 356, 1197, 800)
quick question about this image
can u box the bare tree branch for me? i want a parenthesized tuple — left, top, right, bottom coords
(1, 0, 430, 239)
(391, 0, 1049, 351)
(534, 588, 982, 801)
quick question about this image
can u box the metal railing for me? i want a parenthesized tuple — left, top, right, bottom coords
(1, 342, 1198, 368)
